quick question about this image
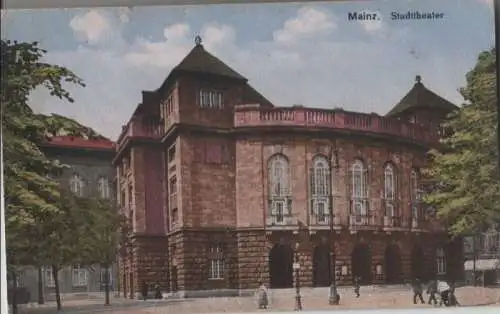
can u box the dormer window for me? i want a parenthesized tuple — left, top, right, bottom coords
(199, 89, 224, 109)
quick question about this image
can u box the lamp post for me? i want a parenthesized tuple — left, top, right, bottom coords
(328, 147, 340, 305)
(293, 242, 302, 311)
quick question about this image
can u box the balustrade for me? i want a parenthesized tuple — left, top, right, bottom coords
(117, 120, 164, 148)
(234, 105, 438, 145)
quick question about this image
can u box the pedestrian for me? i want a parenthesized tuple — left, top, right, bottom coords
(411, 278, 425, 304)
(256, 281, 269, 309)
(437, 280, 451, 306)
(141, 282, 148, 301)
(448, 283, 460, 307)
(353, 276, 361, 298)
(154, 282, 162, 299)
(426, 279, 438, 305)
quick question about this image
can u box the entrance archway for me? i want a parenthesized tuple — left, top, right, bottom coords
(411, 245, 425, 280)
(312, 245, 332, 287)
(351, 243, 372, 284)
(384, 245, 401, 284)
(269, 244, 294, 288)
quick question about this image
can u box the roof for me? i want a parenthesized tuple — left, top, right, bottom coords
(43, 136, 115, 151)
(173, 40, 246, 80)
(242, 84, 274, 108)
(386, 75, 458, 117)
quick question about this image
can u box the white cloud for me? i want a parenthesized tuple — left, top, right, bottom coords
(358, 10, 384, 33)
(26, 5, 481, 140)
(273, 7, 336, 44)
(201, 23, 236, 48)
(164, 23, 191, 41)
(124, 24, 193, 68)
(69, 10, 111, 44)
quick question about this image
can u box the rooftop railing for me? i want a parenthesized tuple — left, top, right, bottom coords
(234, 104, 439, 145)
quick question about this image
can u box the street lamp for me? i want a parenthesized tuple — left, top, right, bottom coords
(328, 147, 340, 305)
(293, 242, 302, 311)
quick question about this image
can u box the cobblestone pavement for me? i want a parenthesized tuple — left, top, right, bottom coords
(17, 286, 500, 314)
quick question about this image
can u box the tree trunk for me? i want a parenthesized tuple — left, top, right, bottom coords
(104, 264, 110, 306)
(37, 266, 45, 304)
(10, 271, 18, 314)
(52, 265, 62, 310)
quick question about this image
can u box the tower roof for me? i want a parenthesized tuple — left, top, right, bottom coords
(172, 37, 246, 81)
(386, 75, 457, 117)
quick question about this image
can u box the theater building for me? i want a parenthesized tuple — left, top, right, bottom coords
(115, 38, 463, 298)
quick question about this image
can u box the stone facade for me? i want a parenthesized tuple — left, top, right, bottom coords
(114, 41, 464, 298)
(12, 137, 117, 303)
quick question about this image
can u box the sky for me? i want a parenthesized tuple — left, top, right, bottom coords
(1, 0, 495, 140)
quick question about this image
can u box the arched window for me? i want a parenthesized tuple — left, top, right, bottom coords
(351, 159, 368, 222)
(268, 154, 291, 224)
(410, 169, 420, 220)
(69, 174, 85, 197)
(310, 155, 331, 223)
(384, 163, 396, 218)
(436, 248, 446, 275)
(97, 176, 110, 199)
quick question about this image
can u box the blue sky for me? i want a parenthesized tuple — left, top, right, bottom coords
(1, 0, 495, 139)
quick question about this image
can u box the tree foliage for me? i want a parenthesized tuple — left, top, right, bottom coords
(423, 48, 499, 235)
(1, 40, 87, 268)
(2, 39, 123, 309)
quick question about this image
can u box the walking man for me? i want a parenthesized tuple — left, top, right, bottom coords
(426, 279, 438, 305)
(353, 276, 361, 298)
(412, 278, 425, 304)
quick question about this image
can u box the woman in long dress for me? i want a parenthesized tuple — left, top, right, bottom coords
(257, 281, 269, 309)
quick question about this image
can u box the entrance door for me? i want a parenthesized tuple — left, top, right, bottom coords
(269, 244, 294, 288)
(313, 245, 332, 287)
(351, 243, 372, 284)
(411, 245, 425, 280)
(384, 245, 401, 284)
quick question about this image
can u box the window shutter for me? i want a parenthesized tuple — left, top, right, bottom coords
(287, 198, 292, 215)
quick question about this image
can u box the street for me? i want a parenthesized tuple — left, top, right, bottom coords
(15, 286, 500, 314)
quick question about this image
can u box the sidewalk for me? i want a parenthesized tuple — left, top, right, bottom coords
(15, 286, 500, 314)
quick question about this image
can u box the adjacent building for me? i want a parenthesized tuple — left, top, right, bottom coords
(15, 135, 117, 302)
(115, 38, 464, 298)
(463, 227, 500, 286)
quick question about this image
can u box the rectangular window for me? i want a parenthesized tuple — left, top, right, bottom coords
(437, 258, 446, 275)
(168, 144, 176, 163)
(270, 199, 290, 224)
(208, 244, 224, 280)
(72, 265, 88, 287)
(171, 208, 179, 229)
(44, 266, 55, 288)
(199, 89, 224, 109)
(166, 94, 174, 116)
(169, 176, 177, 196)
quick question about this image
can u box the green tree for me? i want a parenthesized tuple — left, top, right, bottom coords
(77, 199, 124, 305)
(423, 48, 499, 235)
(1, 39, 86, 313)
